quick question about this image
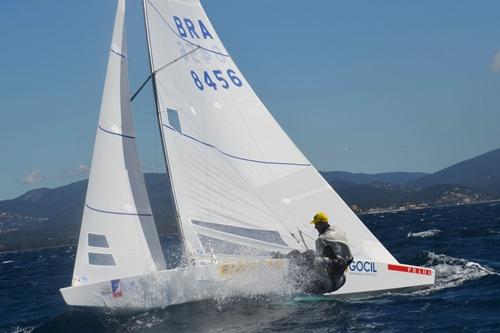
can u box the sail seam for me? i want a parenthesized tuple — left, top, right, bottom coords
(85, 203, 152, 216)
(98, 125, 136, 139)
(146, 0, 230, 58)
(163, 123, 311, 166)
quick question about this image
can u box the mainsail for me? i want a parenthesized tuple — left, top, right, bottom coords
(143, 0, 397, 264)
(72, 0, 166, 286)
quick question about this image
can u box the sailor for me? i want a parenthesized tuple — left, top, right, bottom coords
(310, 211, 353, 291)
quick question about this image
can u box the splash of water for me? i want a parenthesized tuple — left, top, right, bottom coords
(409, 252, 499, 295)
(8, 325, 37, 333)
(107, 259, 296, 309)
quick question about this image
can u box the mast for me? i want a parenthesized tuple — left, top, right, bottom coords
(141, 0, 189, 261)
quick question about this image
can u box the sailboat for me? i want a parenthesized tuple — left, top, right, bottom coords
(60, 0, 434, 308)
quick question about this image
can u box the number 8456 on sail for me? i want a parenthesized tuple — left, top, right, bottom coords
(190, 69, 243, 91)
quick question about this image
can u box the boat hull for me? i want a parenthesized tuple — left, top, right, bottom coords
(60, 259, 434, 309)
(60, 259, 289, 309)
(331, 260, 434, 295)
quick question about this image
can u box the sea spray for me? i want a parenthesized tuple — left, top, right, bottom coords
(407, 252, 498, 295)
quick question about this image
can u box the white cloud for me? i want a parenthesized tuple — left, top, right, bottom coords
(491, 50, 500, 72)
(77, 164, 89, 174)
(21, 169, 43, 185)
(66, 164, 89, 178)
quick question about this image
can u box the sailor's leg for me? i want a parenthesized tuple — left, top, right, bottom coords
(328, 258, 348, 291)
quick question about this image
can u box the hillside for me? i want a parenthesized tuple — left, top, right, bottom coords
(411, 148, 500, 195)
(0, 174, 177, 252)
(322, 171, 428, 185)
(337, 183, 492, 212)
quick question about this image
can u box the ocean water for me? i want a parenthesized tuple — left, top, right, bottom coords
(1, 202, 500, 332)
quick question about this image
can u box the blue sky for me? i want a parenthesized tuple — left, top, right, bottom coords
(1, 0, 500, 200)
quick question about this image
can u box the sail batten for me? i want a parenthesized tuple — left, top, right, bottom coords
(84, 203, 153, 217)
(97, 125, 136, 139)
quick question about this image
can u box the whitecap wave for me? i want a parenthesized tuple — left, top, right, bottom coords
(2, 260, 14, 264)
(8, 325, 37, 333)
(409, 252, 499, 295)
(407, 229, 441, 238)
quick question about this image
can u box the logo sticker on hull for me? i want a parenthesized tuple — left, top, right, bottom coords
(111, 279, 122, 298)
(348, 260, 378, 276)
(388, 264, 433, 276)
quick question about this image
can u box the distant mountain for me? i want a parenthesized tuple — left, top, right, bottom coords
(320, 171, 428, 185)
(410, 148, 500, 195)
(2, 148, 499, 252)
(0, 174, 176, 252)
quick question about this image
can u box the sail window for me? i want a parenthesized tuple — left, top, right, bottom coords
(88, 252, 116, 266)
(192, 220, 288, 246)
(198, 234, 273, 257)
(88, 233, 109, 248)
(167, 108, 182, 133)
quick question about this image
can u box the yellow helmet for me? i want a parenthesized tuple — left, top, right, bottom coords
(310, 211, 329, 224)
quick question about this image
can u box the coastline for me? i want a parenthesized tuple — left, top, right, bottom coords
(358, 198, 500, 215)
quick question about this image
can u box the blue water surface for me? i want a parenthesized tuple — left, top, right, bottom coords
(1, 202, 499, 332)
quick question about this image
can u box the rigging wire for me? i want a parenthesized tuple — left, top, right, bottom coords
(298, 228, 309, 250)
(130, 46, 201, 102)
(300, 229, 316, 242)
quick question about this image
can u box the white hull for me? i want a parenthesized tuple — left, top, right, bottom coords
(60, 259, 434, 309)
(332, 260, 435, 295)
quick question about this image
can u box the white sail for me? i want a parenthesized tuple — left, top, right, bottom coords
(143, 0, 397, 264)
(72, 0, 166, 286)
(60, 1, 435, 309)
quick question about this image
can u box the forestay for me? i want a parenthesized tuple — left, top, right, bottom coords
(143, 0, 397, 264)
(72, 0, 166, 286)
